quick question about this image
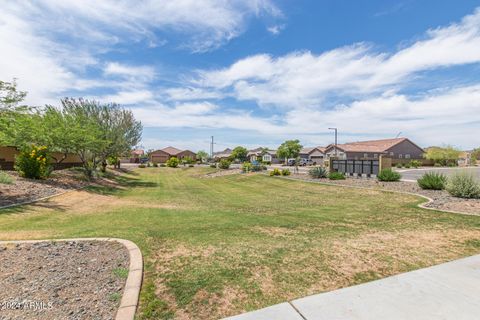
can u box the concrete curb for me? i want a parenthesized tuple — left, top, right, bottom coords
(0, 187, 83, 211)
(279, 176, 478, 216)
(0, 238, 143, 320)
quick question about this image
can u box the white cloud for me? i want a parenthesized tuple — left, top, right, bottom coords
(0, 0, 281, 105)
(104, 63, 156, 82)
(267, 24, 285, 35)
(190, 8, 480, 107)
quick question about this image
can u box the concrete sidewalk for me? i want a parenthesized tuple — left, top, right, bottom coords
(224, 255, 480, 320)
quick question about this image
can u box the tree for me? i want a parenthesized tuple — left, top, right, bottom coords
(230, 146, 248, 162)
(277, 140, 303, 164)
(0, 79, 30, 146)
(424, 145, 461, 166)
(471, 148, 480, 165)
(196, 150, 209, 163)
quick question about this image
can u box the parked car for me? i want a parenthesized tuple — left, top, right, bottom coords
(287, 158, 296, 166)
(298, 158, 316, 166)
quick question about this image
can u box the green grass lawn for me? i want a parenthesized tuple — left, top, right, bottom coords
(1, 167, 479, 319)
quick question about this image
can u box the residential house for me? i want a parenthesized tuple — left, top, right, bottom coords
(0, 146, 82, 170)
(299, 147, 326, 165)
(129, 149, 144, 163)
(247, 148, 280, 163)
(212, 148, 233, 161)
(324, 138, 425, 161)
(149, 147, 196, 164)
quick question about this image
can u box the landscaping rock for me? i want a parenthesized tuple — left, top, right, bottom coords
(0, 241, 129, 319)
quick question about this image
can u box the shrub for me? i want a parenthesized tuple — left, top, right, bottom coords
(160, 164, 166, 167)
(242, 162, 252, 173)
(404, 163, 411, 169)
(377, 168, 401, 182)
(281, 169, 291, 176)
(210, 163, 217, 168)
(188, 164, 194, 167)
(409, 160, 421, 168)
(218, 159, 231, 169)
(166, 157, 179, 168)
(446, 172, 480, 198)
(15, 145, 51, 179)
(153, 163, 158, 167)
(0, 171, 13, 184)
(138, 164, 146, 168)
(309, 167, 328, 179)
(269, 168, 281, 176)
(328, 172, 346, 180)
(147, 162, 152, 167)
(395, 163, 403, 168)
(447, 162, 457, 167)
(434, 163, 442, 167)
(417, 172, 447, 190)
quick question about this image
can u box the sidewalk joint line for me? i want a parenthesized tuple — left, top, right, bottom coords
(288, 301, 307, 320)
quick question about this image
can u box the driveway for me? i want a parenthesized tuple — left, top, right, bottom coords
(397, 166, 480, 182)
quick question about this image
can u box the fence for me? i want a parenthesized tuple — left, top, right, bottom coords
(331, 159, 380, 176)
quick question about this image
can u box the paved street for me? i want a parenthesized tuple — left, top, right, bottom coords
(224, 255, 480, 320)
(398, 167, 480, 181)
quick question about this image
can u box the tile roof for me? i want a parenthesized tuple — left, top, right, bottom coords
(300, 147, 326, 154)
(331, 138, 415, 153)
(131, 149, 144, 156)
(161, 146, 183, 155)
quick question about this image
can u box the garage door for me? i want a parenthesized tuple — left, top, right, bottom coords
(152, 155, 168, 163)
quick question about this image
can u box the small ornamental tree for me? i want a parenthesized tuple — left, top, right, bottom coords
(277, 140, 302, 165)
(230, 146, 248, 162)
(15, 145, 51, 179)
(196, 150, 209, 163)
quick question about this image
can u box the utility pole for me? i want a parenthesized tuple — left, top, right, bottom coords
(210, 136, 215, 158)
(328, 127, 338, 157)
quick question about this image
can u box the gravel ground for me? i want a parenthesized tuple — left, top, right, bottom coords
(0, 241, 129, 320)
(290, 174, 480, 215)
(0, 170, 89, 207)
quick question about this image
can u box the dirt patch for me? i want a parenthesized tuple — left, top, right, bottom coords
(0, 240, 129, 320)
(253, 226, 299, 237)
(201, 169, 242, 178)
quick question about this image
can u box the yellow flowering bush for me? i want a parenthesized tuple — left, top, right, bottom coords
(15, 145, 51, 179)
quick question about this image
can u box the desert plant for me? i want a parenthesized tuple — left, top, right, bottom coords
(0, 171, 13, 184)
(166, 157, 179, 168)
(409, 160, 421, 168)
(281, 169, 291, 176)
(218, 159, 231, 169)
(377, 168, 401, 182)
(242, 162, 252, 173)
(328, 172, 346, 180)
(309, 167, 328, 179)
(269, 168, 281, 176)
(446, 172, 480, 198)
(15, 145, 51, 179)
(417, 172, 447, 190)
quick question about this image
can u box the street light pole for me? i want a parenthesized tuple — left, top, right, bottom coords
(328, 127, 338, 157)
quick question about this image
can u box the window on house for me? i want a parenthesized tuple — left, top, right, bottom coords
(405, 154, 411, 159)
(363, 153, 368, 158)
(390, 152, 394, 156)
(374, 154, 378, 159)
(263, 154, 272, 162)
(399, 154, 403, 159)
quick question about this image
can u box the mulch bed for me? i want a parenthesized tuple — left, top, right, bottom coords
(0, 170, 89, 208)
(289, 174, 480, 215)
(0, 241, 129, 320)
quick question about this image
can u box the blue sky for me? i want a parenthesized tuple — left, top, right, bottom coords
(2, 1, 480, 152)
